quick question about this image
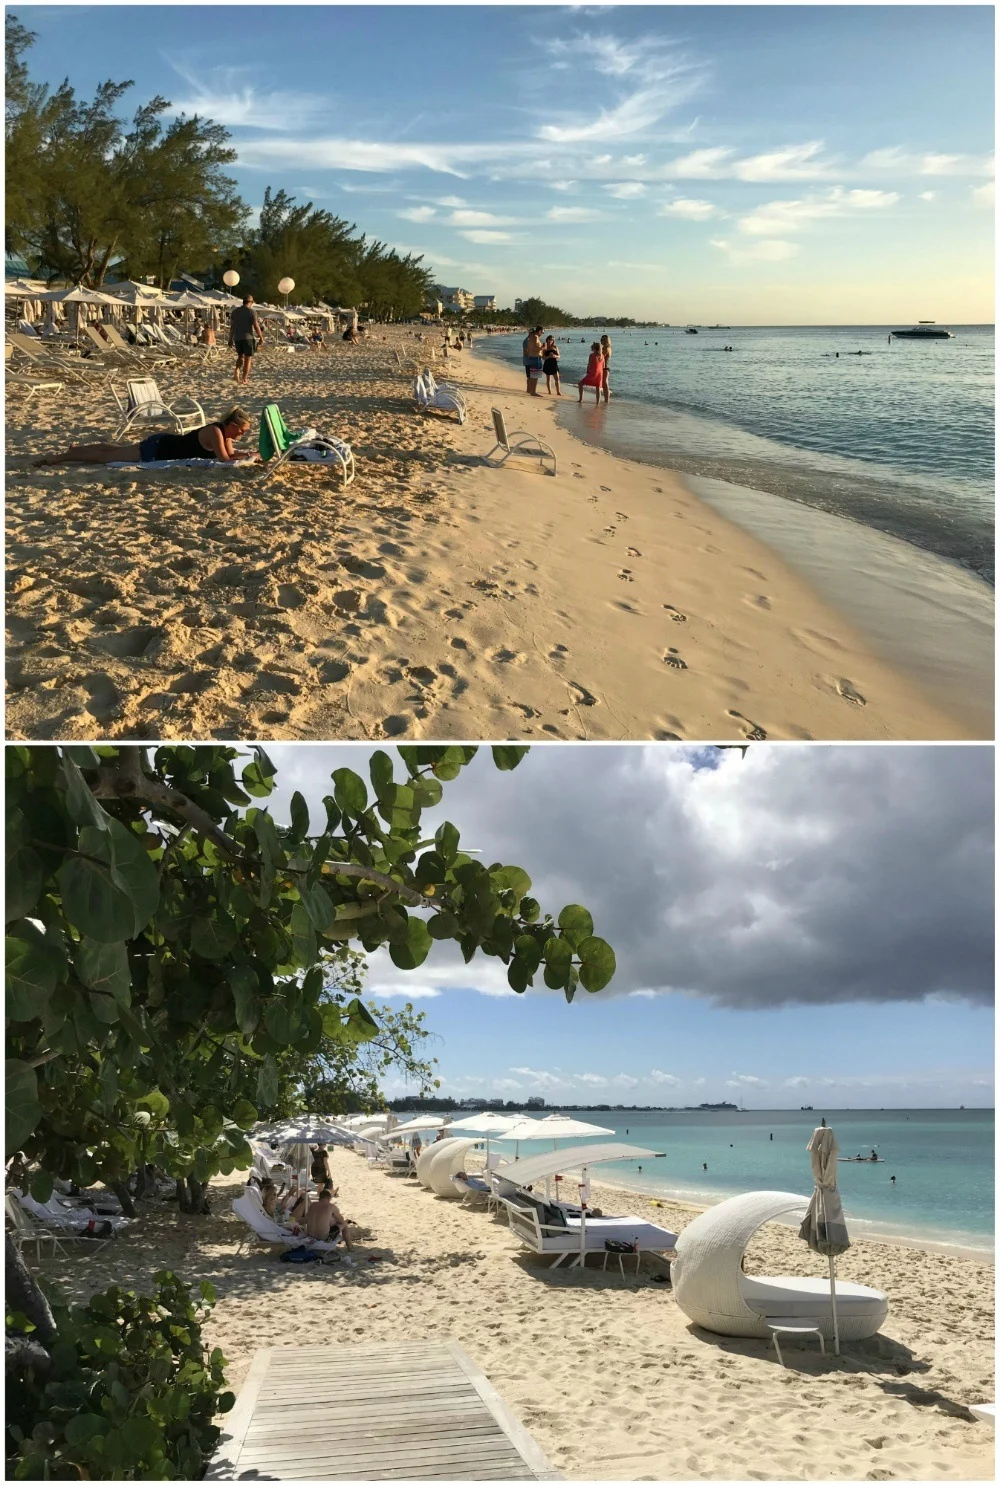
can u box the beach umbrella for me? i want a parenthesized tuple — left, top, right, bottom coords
(437, 1111, 522, 1169)
(381, 1115, 452, 1138)
(800, 1122, 851, 1355)
(498, 1115, 616, 1198)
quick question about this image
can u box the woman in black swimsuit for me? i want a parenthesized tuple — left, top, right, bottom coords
(542, 336, 562, 396)
(34, 408, 254, 466)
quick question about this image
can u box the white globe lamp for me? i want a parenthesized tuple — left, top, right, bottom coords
(222, 269, 240, 295)
(278, 276, 295, 308)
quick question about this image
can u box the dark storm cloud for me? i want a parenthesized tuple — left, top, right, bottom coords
(266, 744, 994, 1009)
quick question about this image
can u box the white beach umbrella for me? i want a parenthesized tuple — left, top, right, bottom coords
(498, 1115, 616, 1197)
(496, 1142, 657, 1262)
(799, 1122, 851, 1355)
(380, 1115, 452, 1138)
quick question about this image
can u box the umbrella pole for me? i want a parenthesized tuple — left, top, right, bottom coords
(579, 1164, 588, 1267)
(828, 1254, 840, 1355)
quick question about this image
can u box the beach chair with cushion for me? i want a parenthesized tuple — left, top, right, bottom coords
(258, 402, 355, 486)
(99, 322, 175, 368)
(6, 344, 63, 399)
(485, 407, 557, 476)
(18, 1191, 129, 1235)
(414, 368, 467, 423)
(671, 1190, 889, 1343)
(8, 1193, 114, 1258)
(111, 377, 206, 440)
(232, 1190, 343, 1256)
(6, 1193, 69, 1260)
(504, 1198, 677, 1271)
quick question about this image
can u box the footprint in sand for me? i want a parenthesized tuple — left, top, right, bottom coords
(618, 569, 634, 582)
(663, 651, 688, 670)
(835, 678, 867, 706)
(407, 665, 437, 686)
(603, 526, 617, 535)
(587, 495, 599, 503)
(616, 511, 629, 522)
(600, 485, 612, 492)
(745, 593, 772, 611)
(663, 604, 687, 623)
(572, 472, 585, 479)
(727, 709, 767, 741)
(568, 682, 598, 707)
(626, 546, 642, 558)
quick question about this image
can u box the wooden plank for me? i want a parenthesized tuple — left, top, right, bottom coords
(207, 1340, 560, 1481)
(446, 1341, 561, 1481)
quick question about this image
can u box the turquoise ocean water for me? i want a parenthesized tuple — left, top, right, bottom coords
(475, 1108, 994, 1255)
(475, 326, 995, 581)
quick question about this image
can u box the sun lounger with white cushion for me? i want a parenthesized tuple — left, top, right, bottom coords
(505, 1198, 677, 1269)
(111, 377, 206, 440)
(414, 368, 467, 423)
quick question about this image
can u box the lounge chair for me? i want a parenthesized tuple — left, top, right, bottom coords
(5, 1193, 69, 1260)
(504, 1197, 677, 1270)
(414, 368, 467, 423)
(485, 407, 557, 476)
(6, 343, 63, 398)
(258, 402, 355, 486)
(453, 1173, 491, 1207)
(425, 1139, 478, 1197)
(95, 322, 175, 368)
(111, 376, 206, 440)
(232, 1190, 343, 1255)
(671, 1190, 889, 1342)
(18, 1191, 129, 1234)
(7, 1193, 115, 1258)
(9, 332, 99, 386)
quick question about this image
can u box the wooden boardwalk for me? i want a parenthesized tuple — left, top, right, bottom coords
(206, 1340, 560, 1480)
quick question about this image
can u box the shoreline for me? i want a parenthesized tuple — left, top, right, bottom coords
(6, 327, 977, 740)
(474, 339, 993, 735)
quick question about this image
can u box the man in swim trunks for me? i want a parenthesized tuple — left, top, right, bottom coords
(228, 295, 264, 384)
(522, 325, 544, 396)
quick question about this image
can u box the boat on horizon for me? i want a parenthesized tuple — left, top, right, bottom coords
(685, 326, 699, 334)
(891, 322, 954, 339)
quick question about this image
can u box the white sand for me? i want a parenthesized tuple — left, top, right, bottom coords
(6, 330, 970, 740)
(38, 1155, 995, 1481)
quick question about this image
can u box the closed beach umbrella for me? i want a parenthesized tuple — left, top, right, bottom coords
(800, 1121, 851, 1354)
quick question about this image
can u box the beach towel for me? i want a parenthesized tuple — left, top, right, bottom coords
(105, 457, 257, 470)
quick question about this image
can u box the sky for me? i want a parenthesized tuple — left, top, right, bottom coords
(250, 743, 994, 1109)
(18, 5, 995, 323)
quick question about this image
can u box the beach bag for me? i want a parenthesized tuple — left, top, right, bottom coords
(604, 1238, 637, 1254)
(280, 1247, 322, 1264)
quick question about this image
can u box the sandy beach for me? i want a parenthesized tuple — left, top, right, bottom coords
(37, 1153, 994, 1482)
(6, 328, 975, 741)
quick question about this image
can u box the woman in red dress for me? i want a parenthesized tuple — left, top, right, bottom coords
(577, 342, 605, 404)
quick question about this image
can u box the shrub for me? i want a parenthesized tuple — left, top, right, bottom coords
(6, 1270, 234, 1480)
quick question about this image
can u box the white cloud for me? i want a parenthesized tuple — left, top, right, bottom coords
(861, 147, 994, 177)
(661, 147, 734, 178)
(164, 61, 329, 133)
(397, 205, 436, 222)
(543, 32, 647, 77)
(784, 1076, 810, 1087)
(623, 153, 646, 167)
(576, 1072, 609, 1086)
(448, 209, 516, 227)
(493, 1078, 523, 1093)
(738, 186, 898, 237)
(460, 230, 517, 243)
(710, 237, 799, 264)
(366, 983, 442, 1000)
(547, 206, 604, 222)
(919, 191, 936, 202)
(605, 181, 646, 199)
(591, 154, 614, 166)
(628, 988, 659, 998)
(648, 1070, 681, 1086)
(659, 197, 718, 220)
(613, 1073, 640, 1088)
(732, 142, 837, 182)
(971, 182, 995, 208)
(435, 195, 468, 208)
(551, 180, 577, 191)
(726, 1072, 768, 1086)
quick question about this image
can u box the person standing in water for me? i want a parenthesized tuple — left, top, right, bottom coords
(599, 334, 612, 403)
(541, 336, 561, 395)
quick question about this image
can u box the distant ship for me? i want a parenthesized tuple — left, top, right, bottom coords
(685, 326, 698, 334)
(800, 1105, 814, 1111)
(891, 322, 954, 339)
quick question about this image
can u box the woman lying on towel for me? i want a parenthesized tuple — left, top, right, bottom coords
(34, 408, 255, 466)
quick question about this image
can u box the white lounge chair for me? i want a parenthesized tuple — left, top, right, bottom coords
(232, 1190, 343, 1255)
(9, 332, 99, 386)
(504, 1197, 677, 1270)
(414, 368, 467, 423)
(671, 1190, 889, 1342)
(8, 1193, 116, 1257)
(5, 342, 63, 398)
(19, 1191, 130, 1234)
(92, 322, 174, 369)
(111, 377, 206, 440)
(6, 1193, 69, 1259)
(484, 407, 557, 476)
(453, 1173, 491, 1207)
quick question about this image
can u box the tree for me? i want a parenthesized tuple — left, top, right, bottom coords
(6, 743, 615, 1210)
(4, 15, 246, 285)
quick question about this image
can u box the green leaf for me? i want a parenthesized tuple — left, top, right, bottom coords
(520, 896, 541, 923)
(332, 768, 368, 816)
(231, 1099, 258, 1129)
(491, 865, 532, 900)
(6, 1060, 41, 1154)
(242, 746, 277, 798)
(578, 935, 616, 992)
(491, 744, 529, 772)
(4, 838, 43, 922)
(58, 846, 135, 943)
(264, 1003, 297, 1045)
(192, 914, 238, 960)
(230, 966, 260, 1035)
(6, 921, 61, 1021)
(543, 936, 572, 978)
(299, 882, 335, 933)
(256, 1054, 278, 1109)
(434, 821, 460, 864)
(346, 997, 379, 1043)
(513, 934, 543, 973)
(120, 1415, 160, 1455)
(289, 790, 310, 839)
(388, 915, 432, 971)
(29, 1169, 53, 1204)
(558, 904, 594, 938)
(64, 1414, 107, 1447)
(60, 755, 110, 831)
(74, 939, 131, 1006)
(105, 819, 159, 934)
(369, 750, 395, 799)
(507, 960, 530, 993)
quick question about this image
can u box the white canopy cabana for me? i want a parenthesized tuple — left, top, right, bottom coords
(495, 1142, 657, 1262)
(380, 1115, 452, 1140)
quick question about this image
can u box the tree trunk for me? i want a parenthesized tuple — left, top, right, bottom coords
(112, 1181, 137, 1219)
(175, 1176, 210, 1215)
(5, 1235, 57, 1347)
